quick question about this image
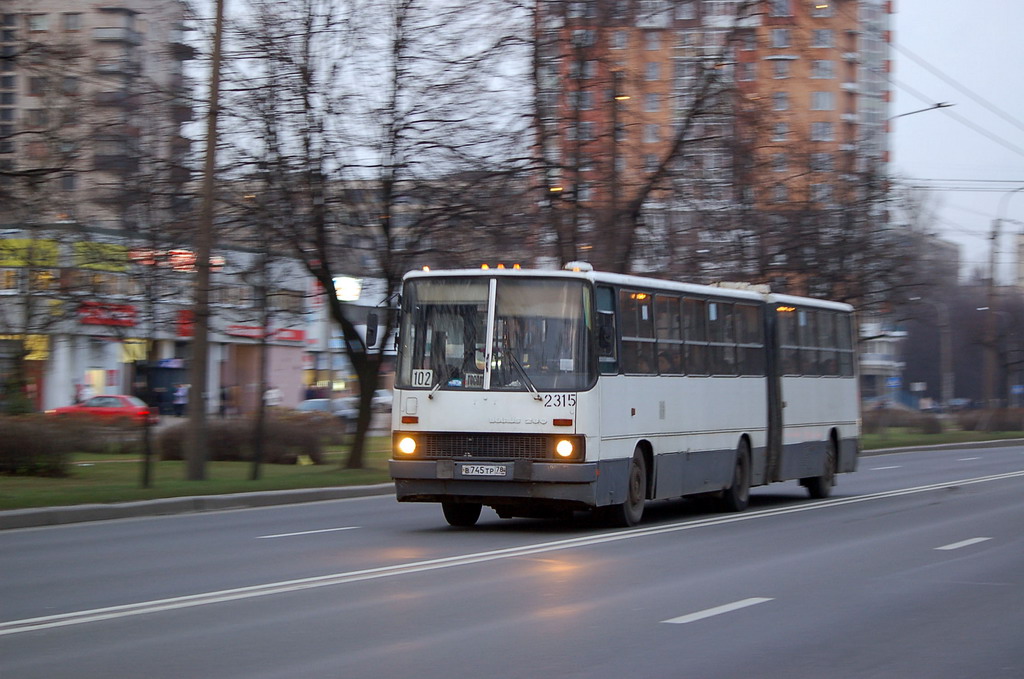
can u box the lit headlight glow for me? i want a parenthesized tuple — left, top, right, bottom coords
(397, 436, 417, 455)
(555, 439, 575, 458)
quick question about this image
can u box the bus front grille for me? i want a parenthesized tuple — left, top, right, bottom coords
(417, 432, 553, 461)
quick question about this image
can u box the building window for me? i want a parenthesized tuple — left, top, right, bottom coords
(579, 120, 596, 141)
(28, 76, 46, 96)
(772, 153, 787, 173)
(611, 31, 627, 50)
(811, 60, 834, 79)
(0, 75, 14, 89)
(645, 62, 661, 81)
(772, 184, 788, 203)
(644, 124, 660, 143)
(772, 122, 788, 141)
(738, 62, 755, 81)
(811, 3, 833, 17)
(62, 13, 82, 30)
(811, 121, 834, 141)
(0, 108, 11, 122)
(810, 152, 834, 172)
(769, 0, 792, 17)
(60, 172, 77, 191)
(26, 109, 48, 127)
(645, 31, 660, 50)
(811, 183, 833, 203)
(644, 154, 659, 173)
(27, 14, 49, 32)
(811, 91, 834, 110)
(772, 91, 789, 111)
(772, 60, 790, 79)
(771, 29, 789, 48)
(676, 1, 696, 20)
(811, 29, 834, 48)
(644, 93, 661, 112)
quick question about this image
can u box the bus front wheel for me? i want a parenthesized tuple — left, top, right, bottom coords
(442, 501, 482, 527)
(597, 451, 647, 527)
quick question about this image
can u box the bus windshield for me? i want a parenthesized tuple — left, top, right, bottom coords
(396, 276, 595, 392)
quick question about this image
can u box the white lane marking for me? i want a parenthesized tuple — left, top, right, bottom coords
(935, 537, 992, 551)
(3, 469, 1023, 637)
(870, 466, 902, 471)
(958, 457, 981, 462)
(662, 598, 773, 625)
(258, 527, 359, 539)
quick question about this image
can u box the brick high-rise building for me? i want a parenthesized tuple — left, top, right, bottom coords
(0, 0, 194, 229)
(536, 0, 893, 286)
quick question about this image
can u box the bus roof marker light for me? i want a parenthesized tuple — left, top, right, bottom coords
(563, 261, 593, 272)
(481, 264, 490, 270)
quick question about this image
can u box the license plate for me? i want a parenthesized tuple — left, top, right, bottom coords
(460, 464, 507, 477)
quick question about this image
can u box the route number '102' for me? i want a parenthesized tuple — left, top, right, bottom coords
(543, 393, 576, 408)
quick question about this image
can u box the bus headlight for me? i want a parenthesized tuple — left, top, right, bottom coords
(555, 439, 575, 458)
(397, 436, 417, 455)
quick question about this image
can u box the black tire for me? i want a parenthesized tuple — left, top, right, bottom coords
(721, 441, 751, 512)
(805, 438, 837, 499)
(598, 451, 647, 527)
(442, 501, 482, 527)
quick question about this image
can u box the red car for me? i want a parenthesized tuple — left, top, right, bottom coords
(47, 394, 159, 426)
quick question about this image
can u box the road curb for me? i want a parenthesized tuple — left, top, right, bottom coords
(0, 483, 395, 531)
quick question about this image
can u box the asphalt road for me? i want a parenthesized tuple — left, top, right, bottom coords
(2, 444, 1023, 679)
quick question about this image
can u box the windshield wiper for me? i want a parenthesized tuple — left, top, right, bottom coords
(504, 347, 542, 401)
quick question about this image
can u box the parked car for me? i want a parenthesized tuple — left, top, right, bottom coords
(295, 398, 357, 423)
(372, 389, 393, 413)
(46, 395, 159, 426)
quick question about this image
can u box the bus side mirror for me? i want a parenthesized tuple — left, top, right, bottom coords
(365, 312, 379, 347)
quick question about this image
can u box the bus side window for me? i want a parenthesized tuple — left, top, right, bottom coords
(596, 286, 618, 374)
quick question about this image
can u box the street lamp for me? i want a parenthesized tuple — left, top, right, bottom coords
(984, 185, 1024, 406)
(911, 297, 953, 409)
(888, 102, 953, 121)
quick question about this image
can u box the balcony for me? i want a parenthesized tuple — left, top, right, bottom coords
(95, 59, 140, 76)
(94, 91, 134, 108)
(93, 27, 143, 45)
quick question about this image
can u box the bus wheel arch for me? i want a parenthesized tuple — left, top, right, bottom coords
(803, 431, 838, 499)
(721, 435, 752, 512)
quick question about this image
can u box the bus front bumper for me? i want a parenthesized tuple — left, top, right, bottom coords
(389, 459, 604, 506)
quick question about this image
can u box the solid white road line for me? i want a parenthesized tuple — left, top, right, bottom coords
(958, 457, 981, 462)
(3, 469, 1023, 637)
(662, 598, 774, 625)
(257, 527, 359, 539)
(935, 537, 992, 551)
(869, 466, 902, 471)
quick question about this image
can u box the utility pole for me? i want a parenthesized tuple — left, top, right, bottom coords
(187, 0, 225, 480)
(984, 218, 999, 407)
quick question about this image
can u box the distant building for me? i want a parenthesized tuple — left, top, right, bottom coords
(859, 318, 907, 406)
(0, 0, 194, 229)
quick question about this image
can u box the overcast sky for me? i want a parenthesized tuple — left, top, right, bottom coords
(890, 0, 1024, 284)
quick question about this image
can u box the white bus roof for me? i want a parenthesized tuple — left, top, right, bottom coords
(402, 267, 853, 312)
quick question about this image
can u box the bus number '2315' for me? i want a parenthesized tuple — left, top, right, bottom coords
(544, 394, 576, 408)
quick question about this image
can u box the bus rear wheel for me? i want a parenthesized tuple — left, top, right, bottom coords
(442, 501, 482, 527)
(804, 439, 837, 499)
(721, 441, 751, 512)
(597, 451, 646, 527)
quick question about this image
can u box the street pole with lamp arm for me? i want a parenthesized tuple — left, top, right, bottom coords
(985, 185, 1024, 406)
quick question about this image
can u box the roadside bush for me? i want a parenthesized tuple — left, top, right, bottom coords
(0, 415, 74, 476)
(957, 408, 1024, 432)
(862, 409, 943, 435)
(158, 414, 327, 464)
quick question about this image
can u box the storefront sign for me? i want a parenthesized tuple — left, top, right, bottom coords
(79, 301, 137, 327)
(225, 325, 306, 342)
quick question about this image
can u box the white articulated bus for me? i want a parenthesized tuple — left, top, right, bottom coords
(389, 264, 860, 527)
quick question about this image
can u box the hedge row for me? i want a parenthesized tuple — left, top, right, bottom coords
(1, 412, 347, 477)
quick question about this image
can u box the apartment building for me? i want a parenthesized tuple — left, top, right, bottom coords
(536, 0, 893, 283)
(0, 0, 193, 229)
